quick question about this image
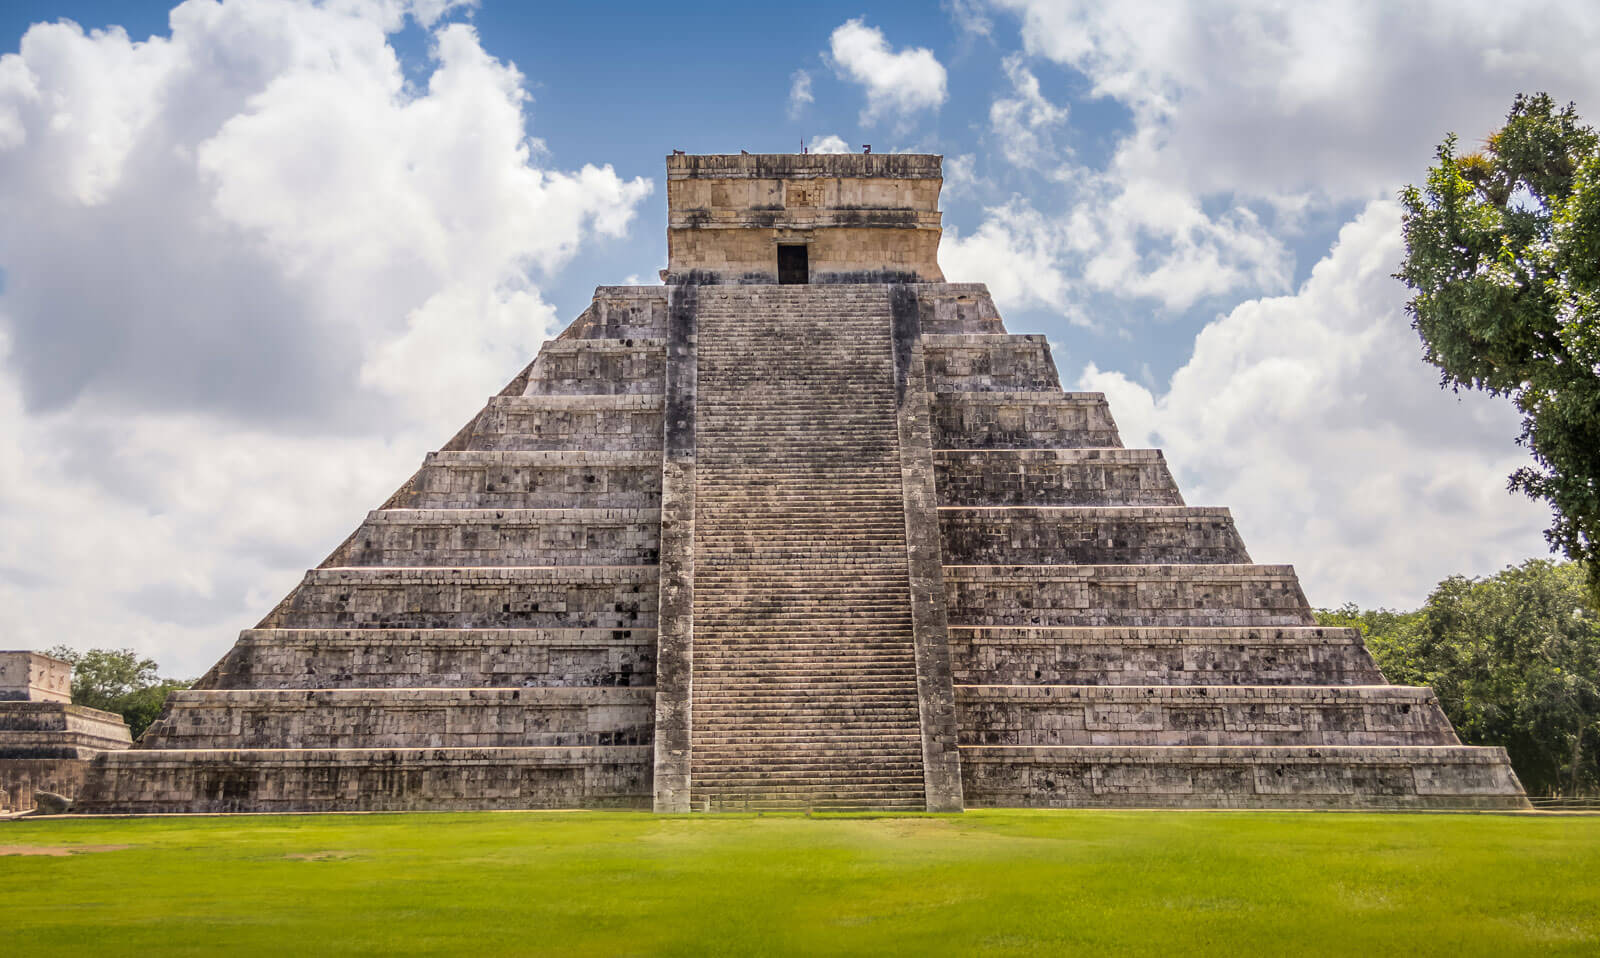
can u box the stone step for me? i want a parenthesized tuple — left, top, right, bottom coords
(197, 627, 657, 690)
(948, 625, 1384, 686)
(938, 506, 1250, 565)
(956, 685, 1459, 747)
(959, 744, 1529, 810)
(921, 333, 1061, 393)
(524, 338, 665, 396)
(686, 284, 928, 805)
(334, 508, 660, 567)
(141, 687, 656, 750)
(264, 566, 659, 630)
(931, 391, 1122, 449)
(404, 450, 660, 510)
(934, 448, 1183, 507)
(75, 745, 653, 814)
(944, 563, 1313, 628)
(0, 702, 134, 757)
(467, 395, 663, 452)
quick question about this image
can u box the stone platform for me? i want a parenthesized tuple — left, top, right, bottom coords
(0, 651, 133, 812)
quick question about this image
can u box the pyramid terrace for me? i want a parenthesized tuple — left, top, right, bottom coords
(26, 152, 1525, 813)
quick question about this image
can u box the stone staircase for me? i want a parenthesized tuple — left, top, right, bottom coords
(688, 286, 927, 811)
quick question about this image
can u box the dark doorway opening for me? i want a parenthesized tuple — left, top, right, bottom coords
(777, 244, 809, 284)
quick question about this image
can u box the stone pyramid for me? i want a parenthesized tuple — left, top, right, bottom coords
(77, 153, 1527, 813)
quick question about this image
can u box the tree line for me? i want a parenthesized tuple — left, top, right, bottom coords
(45, 646, 193, 740)
(1317, 559, 1600, 795)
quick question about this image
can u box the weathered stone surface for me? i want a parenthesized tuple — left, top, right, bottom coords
(402, 451, 662, 510)
(943, 564, 1314, 628)
(0, 654, 131, 812)
(199, 628, 655, 690)
(263, 567, 658, 631)
(961, 746, 1526, 809)
(466, 395, 663, 452)
(935, 449, 1183, 507)
(142, 687, 654, 749)
(948, 626, 1384, 686)
(932, 392, 1123, 449)
(923, 334, 1061, 393)
(33, 790, 71, 814)
(958, 685, 1459, 747)
(334, 509, 660, 567)
(0, 651, 73, 703)
(526, 338, 665, 395)
(940, 506, 1249, 565)
(77, 747, 652, 814)
(665, 153, 944, 285)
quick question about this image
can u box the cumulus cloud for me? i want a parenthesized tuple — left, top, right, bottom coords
(944, 0, 994, 38)
(0, 1, 650, 673)
(828, 19, 948, 125)
(787, 69, 813, 118)
(989, 54, 1070, 175)
(807, 133, 852, 154)
(1077, 201, 1552, 608)
(957, 0, 1600, 315)
(996, 0, 1600, 204)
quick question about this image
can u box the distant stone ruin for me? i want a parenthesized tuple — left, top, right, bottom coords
(0, 651, 131, 812)
(72, 154, 1527, 813)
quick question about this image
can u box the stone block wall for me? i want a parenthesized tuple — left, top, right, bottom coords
(0, 651, 72, 703)
(934, 449, 1184, 507)
(199, 628, 654, 691)
(404, 451, 662, 510)
(948, 626, 1384, 686)
(527, 339, 665, 395)
(923, 334, 1061, 392)
(940, 507, 1249, 565)
(468, 395, 663, 451)
(334, 508, 660, 567)
(932, 392, 1123, 449)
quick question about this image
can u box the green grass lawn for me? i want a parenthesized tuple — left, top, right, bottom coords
(2, 809, 1597, 956)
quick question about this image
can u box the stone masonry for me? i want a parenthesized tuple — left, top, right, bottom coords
(75, 154, 1527, 812)
(0, 651, 132, 812)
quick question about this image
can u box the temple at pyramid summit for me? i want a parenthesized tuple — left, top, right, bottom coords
(66, 152, 1527, 813)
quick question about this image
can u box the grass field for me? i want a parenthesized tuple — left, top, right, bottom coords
(2, 809, 1597, 956)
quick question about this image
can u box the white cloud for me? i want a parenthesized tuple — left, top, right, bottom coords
(989, 54, 1069, 175)
(944, 0, 993, 38)
(1077, 200, 1552, 608)
(828, 19, 948, 125)
(942, 152, 982, 196)
(957, 0, 1600, 315)
(995, 0, 1600, 204)
(0, 1, 650, 674)
(940, 198, 1077, 320)
(787, 68, 813, 119)
(808, 133, 852, 154)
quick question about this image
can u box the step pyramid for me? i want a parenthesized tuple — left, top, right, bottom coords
(76, 153, 1527, 813)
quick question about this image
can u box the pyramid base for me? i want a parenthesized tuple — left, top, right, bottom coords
(75, 746, 651, 814)
(962, 745, 1530, 809)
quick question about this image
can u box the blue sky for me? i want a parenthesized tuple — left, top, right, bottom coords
(1, 0, 1595, 673)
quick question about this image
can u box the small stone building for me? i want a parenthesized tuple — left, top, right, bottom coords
(0, 651, 132, 812)
(73, 154, 1527, 813)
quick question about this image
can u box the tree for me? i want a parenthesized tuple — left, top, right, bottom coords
(1317, 559, 1600, 795)
(1397, 93, 1600, 599)
(45, 646, 192, 739)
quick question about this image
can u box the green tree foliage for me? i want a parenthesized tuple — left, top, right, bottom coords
(44, 646, 192, 739)
(1398, 93, 1600, 598)
(1317, 559, 1600, 795)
